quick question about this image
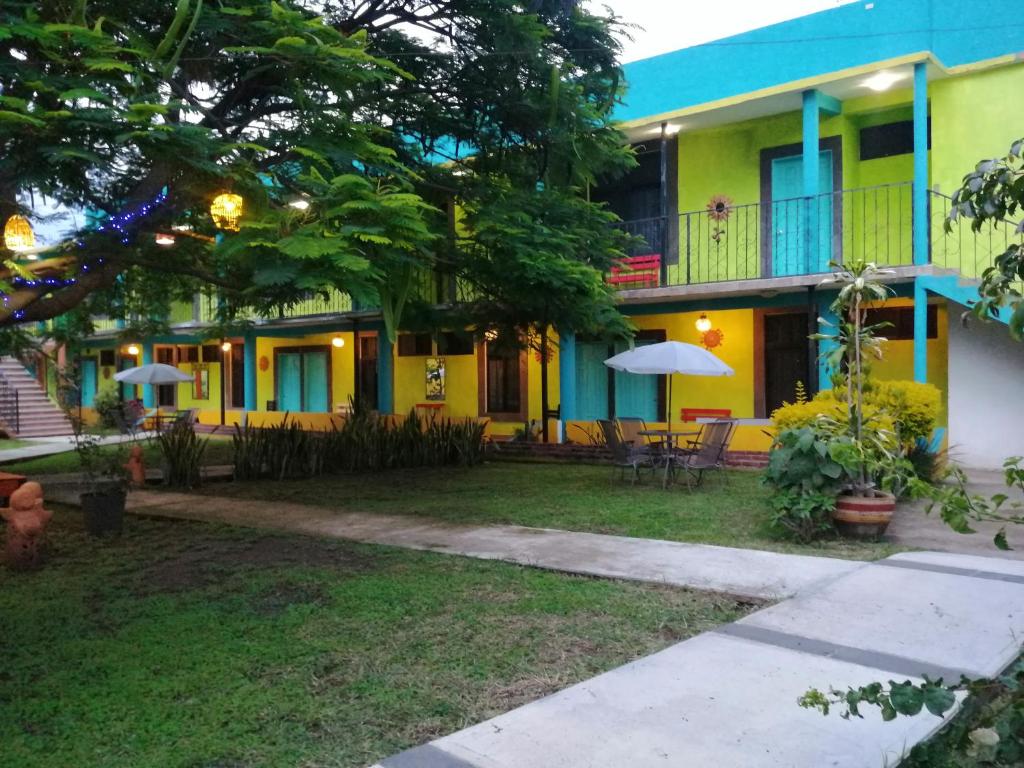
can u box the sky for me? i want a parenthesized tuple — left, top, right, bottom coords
(593, 0, 857, 63)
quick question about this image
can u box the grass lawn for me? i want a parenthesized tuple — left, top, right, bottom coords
(198, 462, 899, 560)
(0, 435, 235, 475)
(0, 509, 753, 768)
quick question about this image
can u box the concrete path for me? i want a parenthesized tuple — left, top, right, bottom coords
(124, 491, 1024, 766)
(0, 432, 155, 464)
(127, 491, 858, 600)
(373, 551, 1024, 768)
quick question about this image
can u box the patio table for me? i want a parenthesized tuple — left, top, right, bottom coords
(639, 429, 701, 488)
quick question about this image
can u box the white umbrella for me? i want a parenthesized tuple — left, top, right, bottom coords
(604, 341, 734, 430)
(114, 363, 192, 384)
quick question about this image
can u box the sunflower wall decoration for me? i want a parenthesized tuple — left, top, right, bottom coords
(706, 194, 733, 243)
(700, 327, 725, 351)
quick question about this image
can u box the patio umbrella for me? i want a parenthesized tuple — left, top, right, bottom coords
(113, 363, 192, 385)
(604, 341, 734, 430)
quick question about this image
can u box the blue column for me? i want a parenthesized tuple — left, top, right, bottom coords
(913, 62, 929, 266)
(141, 343, 154, 408)
(558, 330, 576, 428)
(377, 337, 394, 414)
(243, 331, 257, 412)
(817, 296, 839, 390)
(913, 279, 928, 383)
(802, 90, 821, 273)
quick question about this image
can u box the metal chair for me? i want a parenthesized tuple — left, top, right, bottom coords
(616, 417, 654, 454)
(598, 419, 654, 485)
(669, 419, 737, 489)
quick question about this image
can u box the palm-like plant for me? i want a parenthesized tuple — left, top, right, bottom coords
(815, 259, 894, 493)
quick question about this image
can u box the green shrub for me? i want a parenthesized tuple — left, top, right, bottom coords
(157, 420, 209, 488)
(763, 427, 856, 542)
(92, 388, 123, 430)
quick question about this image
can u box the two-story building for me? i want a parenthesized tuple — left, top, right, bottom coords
(67, 0, 1024, 467)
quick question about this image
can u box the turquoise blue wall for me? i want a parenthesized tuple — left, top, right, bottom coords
(618, 0, 1024, 122)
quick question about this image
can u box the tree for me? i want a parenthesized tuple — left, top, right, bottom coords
(0, 0, 637, 358)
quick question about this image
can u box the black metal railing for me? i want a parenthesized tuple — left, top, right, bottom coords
(611, 182, 916, 289)
(929, 190, 1017, 280)
(616, 216, 666, 257)
(0, 374, 20, 434)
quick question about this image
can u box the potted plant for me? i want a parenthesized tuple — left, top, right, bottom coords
(815, 259, 903, 538)
(69, 414, 130, 536)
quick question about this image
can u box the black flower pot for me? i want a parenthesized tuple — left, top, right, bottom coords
(80, 485, 127, 537)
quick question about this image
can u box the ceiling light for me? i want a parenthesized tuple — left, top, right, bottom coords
(863, 71, 905, 92)
(648, 123, 683, 136)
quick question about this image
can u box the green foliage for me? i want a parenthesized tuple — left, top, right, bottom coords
(800, 677, 957, 720)
(947, 138, 1024, 338)
(231, 405, 488, 481)
(762, 427, 855, 541)
(923, 457, 1024, 550)
(155, 420, 208, 488)
(91, 388, 123, 430)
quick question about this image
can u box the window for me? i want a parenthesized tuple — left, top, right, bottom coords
(201, 344, 220, 363)
(859, 119, 931, 161)
(99, 349, 115, 366)
(438, 331, 474, 356)
(154, 346, 177, 407)
(397, 333, 432, 356)
(864, 306, 937, 340)
(155, 346, 175, 365)
(227, 344, 245, 409)
(484, 344, 522, 415)
(177, 346, 199, 363)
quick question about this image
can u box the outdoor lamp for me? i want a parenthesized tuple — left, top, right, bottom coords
(695, 313, 712, 333)
(155, 233, 175, 246)
(288, 197, 311, 211)
(3, 214, 35, 252)
(331, 335, 345, 348)
(126, 344, 140, 356)
(220, 340, 232, 353)
(210, 192, 244, 231)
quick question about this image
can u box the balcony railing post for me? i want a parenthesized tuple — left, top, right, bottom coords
(684, 214, 691, 285)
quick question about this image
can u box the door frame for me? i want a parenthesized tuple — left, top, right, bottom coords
(759, 136, 843, 277)
(273, 345, 332, 412)
(753, 306, 816, 419)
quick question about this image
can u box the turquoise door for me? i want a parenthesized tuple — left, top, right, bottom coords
(302, 352, 329, 413)
(613, 339, 659, 421)
(575, 341, 609, 420)
(80, 359, 97, 407)
(277, 351, 329, 412)
(277, 353, 303, 412)
(770, 150, 833, 276)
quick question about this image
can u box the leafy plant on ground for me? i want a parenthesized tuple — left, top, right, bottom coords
(156, 419, 208, 488)
(762, 426, 855, 542)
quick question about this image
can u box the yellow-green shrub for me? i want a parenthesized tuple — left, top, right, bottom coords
(870, 380, 941, 443)
(771, 379, 940, 445)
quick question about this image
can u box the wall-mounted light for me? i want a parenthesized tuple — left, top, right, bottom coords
(126, 344, 140, 356)
(331, 335, 345, 348)
(695, 313, 712, 333)
(220, 341, 232, 353)
(863, 71, 905, 92)
(155, 233, 175, 246)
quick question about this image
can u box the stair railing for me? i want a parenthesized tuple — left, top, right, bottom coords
(0, 371, 20, 434)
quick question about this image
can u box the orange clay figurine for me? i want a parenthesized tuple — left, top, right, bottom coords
(124, 444, 146, 487)
(1, 481, 53, 571)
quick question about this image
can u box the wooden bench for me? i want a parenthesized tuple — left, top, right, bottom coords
(608, 254, 661, 288)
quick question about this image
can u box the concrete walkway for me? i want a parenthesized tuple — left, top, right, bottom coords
(0, 432, 155, 464)
(125, 491, 1024, 767)
(128, 491, 858, 600)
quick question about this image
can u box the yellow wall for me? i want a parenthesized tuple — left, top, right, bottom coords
(394, 342, 479, 419)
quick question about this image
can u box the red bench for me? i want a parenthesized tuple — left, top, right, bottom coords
(680, 407, 732, 423)
(608, 254, 661, 288)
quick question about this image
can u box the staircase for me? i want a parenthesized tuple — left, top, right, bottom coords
(0, 357, 74, 438)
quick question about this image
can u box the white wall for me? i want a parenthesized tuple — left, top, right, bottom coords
(947, 305, 1024, 468)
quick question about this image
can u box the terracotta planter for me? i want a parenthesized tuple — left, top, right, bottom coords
(833, 491, 896, 540)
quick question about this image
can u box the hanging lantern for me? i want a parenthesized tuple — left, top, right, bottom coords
(210, 193, 244, 231)
(695, 313, 712, 333)
(4, 215, 35, 253)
